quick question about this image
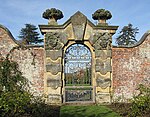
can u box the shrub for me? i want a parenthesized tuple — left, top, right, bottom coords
(28, 102, 54, 117)
(0, 58, 57, 117)
(0, 58, 32, 117)
(0, 91, 31, 117)
(130, 84, 150, 117)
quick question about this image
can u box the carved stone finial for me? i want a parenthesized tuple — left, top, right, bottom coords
(92, 9, 112, 25)
(42, 8, 64, 25)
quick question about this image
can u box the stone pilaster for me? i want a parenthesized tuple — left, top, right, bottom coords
(44, 32, 67, 104)
(92, 32, 112, 103)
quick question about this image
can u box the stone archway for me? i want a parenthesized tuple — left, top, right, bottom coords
(39, 11, 118, 104)
(64, 43, 93, 103)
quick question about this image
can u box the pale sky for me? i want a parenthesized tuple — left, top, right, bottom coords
(0, 0, 150, 45)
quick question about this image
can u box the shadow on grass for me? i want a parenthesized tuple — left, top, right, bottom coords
(60, 105, 121, 117)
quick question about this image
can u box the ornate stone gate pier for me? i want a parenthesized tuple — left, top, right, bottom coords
(39, 11, 118, 104)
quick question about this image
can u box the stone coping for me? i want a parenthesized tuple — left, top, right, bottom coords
(0, 24, 43, 48)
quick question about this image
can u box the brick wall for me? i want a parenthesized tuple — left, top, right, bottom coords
(112, 31, 150, 100)
(10, 47, 44, 96)
(0, 25, 44, 96)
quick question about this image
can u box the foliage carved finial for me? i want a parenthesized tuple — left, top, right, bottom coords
(42, 8, 64, 25)
(92, 9, 112, 24)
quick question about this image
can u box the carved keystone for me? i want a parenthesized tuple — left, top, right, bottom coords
(71, 11, 87, 40)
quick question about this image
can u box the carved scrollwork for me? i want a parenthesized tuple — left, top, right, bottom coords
(96, 78, 111, 89)
(45, 32, 62, 50)
(93, 32, 112, 50)
(96, 74, 111, 89)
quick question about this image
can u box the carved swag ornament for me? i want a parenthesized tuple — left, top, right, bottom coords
(45, 32, 62, 50)
(93, 32, 112, 50)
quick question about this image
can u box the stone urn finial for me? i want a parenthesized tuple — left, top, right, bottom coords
(42, 8, 64, 25)
(92, 9, 112, 25)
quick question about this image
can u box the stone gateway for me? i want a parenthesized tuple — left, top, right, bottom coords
(0, 11, 150, 105)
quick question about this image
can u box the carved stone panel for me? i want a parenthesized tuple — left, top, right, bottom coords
(71, 11, 87, 40)
(46, 50, 62, 60)
(47, 94, 62, 104)
(96, 75, 111, 89)
(46, 63, 62, 75)
(47, 78, 62, 89)
(95, 50, 112, 59)
(93, 32, 112, 50)
(96, 93, 110, 103)
(45, 32, 67, 50)
(95, 59, 111, 74)
(96, 78, 111, 89)
(45, 32, 62, 50)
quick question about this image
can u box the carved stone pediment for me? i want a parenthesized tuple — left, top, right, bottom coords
(71, 11, 87, 41)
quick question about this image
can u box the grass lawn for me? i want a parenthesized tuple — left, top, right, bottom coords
(60, 105, 121, 117)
